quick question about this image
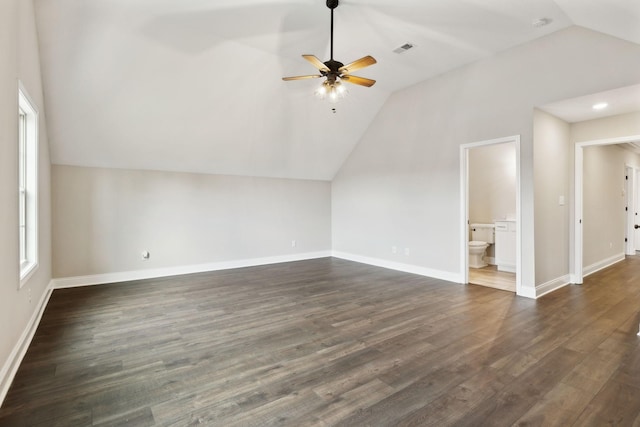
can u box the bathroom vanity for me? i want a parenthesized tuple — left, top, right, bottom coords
(495, 220, 516, 273)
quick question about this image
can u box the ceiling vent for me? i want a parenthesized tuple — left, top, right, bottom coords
(532, 18, 552, 28)
(393, 43, 415, 54)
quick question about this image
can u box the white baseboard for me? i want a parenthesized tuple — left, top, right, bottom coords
(535, 274, 571, 298)
(52, 251, 332, 289)
(0, 280, 54, 407)
(538, 254, 624, 298)
(517, 286, 537, 299)
(332, 251, 462, 284)
(583, 253, 625, 278)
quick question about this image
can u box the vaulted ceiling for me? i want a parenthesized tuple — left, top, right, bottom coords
(34, 0, 640, 180)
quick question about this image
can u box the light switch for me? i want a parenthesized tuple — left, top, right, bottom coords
(559, 196, 565, 206)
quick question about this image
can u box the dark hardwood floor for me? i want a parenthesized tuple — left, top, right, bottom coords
(1, 256, 639, 426)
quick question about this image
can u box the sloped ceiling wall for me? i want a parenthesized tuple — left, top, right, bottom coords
(33, 0, 640, 180)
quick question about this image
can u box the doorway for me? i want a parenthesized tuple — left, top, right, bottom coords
(573, 135, 640, 284)
(625, 165, 640, 256)
(636, 169, 640, 252)
(460, 135, 522, 295)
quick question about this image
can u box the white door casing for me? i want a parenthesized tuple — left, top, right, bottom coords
(460, 135, 523, 296)
(573, 135, 640, 284)
(625, 166, 635, 256)
(635, 169, 640, 251)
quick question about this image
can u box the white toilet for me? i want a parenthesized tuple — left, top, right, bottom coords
(469, 223, 495, 269)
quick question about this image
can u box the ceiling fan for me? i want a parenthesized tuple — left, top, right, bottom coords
(282, 0, 376, 102)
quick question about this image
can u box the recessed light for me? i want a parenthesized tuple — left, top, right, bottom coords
(592, 102, 608, 110)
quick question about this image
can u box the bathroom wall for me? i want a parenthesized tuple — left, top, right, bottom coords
(469, 142, 517, 223)
(468, 142, 516, 260)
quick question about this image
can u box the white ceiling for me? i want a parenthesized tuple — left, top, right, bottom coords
(33, 0, 640, 180)
(540, 83, 640, 123)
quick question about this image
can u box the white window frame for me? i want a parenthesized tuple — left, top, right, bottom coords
(18, 82, 39, 287)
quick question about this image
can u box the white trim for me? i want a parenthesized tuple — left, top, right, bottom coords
(576, 135, 640, 147)
(18, 82, 39, 289)
(625, 165, 639, 256)
(582, 253, 625, 278)
(460, 135, 525, 296)
(517, 286, 536, 299)
(535, 274, 571, 298)
(52, 251, 332, 289)
(625, 166, 635, 255)
(332, 251, 462, 284)
(0, 280, 53, 407)
(573, 134, 640, 284)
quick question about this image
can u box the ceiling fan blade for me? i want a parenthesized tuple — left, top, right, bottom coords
(339, 56, 377, 74)
(282, 75, 323, 81)
(302, 55, 330, 72)
(341, 75, 376, 87)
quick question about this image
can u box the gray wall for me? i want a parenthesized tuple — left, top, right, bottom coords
(582, 145, 637, 268)
(572, 112, 640, 143)
(52, 166, 332, 278)
(0, 0, 53, 398)
(533, 109, 571, 286)
(332, 27, 640, 293)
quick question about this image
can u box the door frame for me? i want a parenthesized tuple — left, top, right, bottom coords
(625, 165, 638, 256)
(572, 135, 640, 284)
(637, 169, 640, 252)
(460, 135, 522, 295)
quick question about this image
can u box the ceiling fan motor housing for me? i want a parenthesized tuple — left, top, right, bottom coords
(327, 0, 339, 10)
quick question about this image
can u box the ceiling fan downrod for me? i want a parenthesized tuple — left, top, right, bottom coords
(327, 0, 338, 60)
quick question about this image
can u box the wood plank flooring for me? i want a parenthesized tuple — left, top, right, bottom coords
(468, 265, 516, 292)
(1, 256, 639, 426)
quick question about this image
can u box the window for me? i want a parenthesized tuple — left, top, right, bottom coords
(18, 84, 38, 286)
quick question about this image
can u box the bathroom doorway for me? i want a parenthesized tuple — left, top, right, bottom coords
(460, 135, 522, 294)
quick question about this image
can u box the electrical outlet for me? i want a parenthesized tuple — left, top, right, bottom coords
(392, 246, 397, 254)
(28, 288, 32, 303)
(404, 248, 410, 256)
(291, 240, 296, 248)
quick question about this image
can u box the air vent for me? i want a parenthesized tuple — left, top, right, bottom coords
(393, 43, 415, 54)
(532, 18, 552, 28)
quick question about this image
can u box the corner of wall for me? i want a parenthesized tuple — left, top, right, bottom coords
(0, 280, 54, 406)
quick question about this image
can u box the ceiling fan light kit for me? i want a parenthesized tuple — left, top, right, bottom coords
(282, 0, 376, 103)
